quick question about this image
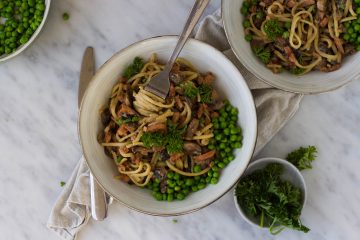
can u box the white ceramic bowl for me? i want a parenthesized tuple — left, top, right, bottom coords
(79, 36, 257, 216)
(233, 157, 307, 228)
(222, 0, 360, 94)
(0, 0, 51, 62)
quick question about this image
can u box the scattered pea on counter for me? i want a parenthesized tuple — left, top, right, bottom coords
(62, 12, 69, 21)
(0, 0, 46, 56)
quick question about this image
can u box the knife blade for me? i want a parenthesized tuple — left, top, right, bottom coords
(79, 46, 108, 221)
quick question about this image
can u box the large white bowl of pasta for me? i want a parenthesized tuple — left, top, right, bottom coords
(79, 36, 257, 216)
(223, 0, 360, 93)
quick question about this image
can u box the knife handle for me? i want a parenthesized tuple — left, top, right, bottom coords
(90, 173, 108, 221)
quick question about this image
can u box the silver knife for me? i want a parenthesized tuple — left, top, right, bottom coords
(79, 47, 108, 221)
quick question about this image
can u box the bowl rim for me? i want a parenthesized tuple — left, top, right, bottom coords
(78, 35, 258, 216)
(0, 0, 51, 62)
(221, 0, 358, 94)
(233, 157, 307, 228)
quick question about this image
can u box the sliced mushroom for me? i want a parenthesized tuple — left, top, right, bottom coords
(183, 142, 202, 155)
(185, 118, 199, 138)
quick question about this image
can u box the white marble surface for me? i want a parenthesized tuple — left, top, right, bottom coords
(0, 0, 359, 239)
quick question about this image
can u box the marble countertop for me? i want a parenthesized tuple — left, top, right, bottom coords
(0, 0, 359, 239)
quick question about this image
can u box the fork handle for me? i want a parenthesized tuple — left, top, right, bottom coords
(166, 0, 210, 69)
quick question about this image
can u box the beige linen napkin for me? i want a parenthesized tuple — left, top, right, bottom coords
(47, 10, 303, 240)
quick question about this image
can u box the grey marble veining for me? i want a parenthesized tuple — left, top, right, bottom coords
(0, 0, 359, 239)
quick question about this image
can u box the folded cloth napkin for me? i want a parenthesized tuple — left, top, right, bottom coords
(47, 9, 303, 240)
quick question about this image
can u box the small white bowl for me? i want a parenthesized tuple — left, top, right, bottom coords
(79, 36, 258, 216)
(222, 0, 360, 93)
(233, 157, 307, 228)
(0, 0, 51, 62)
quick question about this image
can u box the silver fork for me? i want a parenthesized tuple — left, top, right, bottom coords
(144, 0, 210, 99)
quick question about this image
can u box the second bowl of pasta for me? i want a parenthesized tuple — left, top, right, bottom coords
(222, 0, 360, 93)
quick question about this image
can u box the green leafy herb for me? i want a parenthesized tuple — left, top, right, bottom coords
(141, 132, 167, 148)
(290, 67, 305, 75)
(123, 57, 144, 79)
(236, 163, 309, 234)
(166, 122, 185, 154)
(182, 82, 199, 99)
(252, 46, 271, 64)
(115, 115, 140, 127)
(286, 146, 317, 171)
(172, 219, 178, 223)
(263, 19, 285, 40)
(140, 122, 185, 154)
(60, 181, 66, 187)
(198, 84, 213, 103)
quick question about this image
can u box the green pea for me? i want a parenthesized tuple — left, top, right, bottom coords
(215, 134, 222, 141)
(212, 165, 219, 171)
(154, 192, 162, 201)
(62, 12, 70, 21)
(167, 188, 174, 194)
(220, 151, 227, 158)
(240, 6, 248, 15)
(19, 36, 28, 44)
(177, 180, 184, 186)
(191, 185, 198, 192)
(243, 1, 250, 8)
(182, 189, 189, 196)
(357, 36, 360, 43)
(167, 171, 174, 179)
(212, 171, 220, 178)
(174, 173, 180, 181)
(229, 135, 237, 142)
(220, 122, 227, 129)
(194, 165, 202, 173)
(348, 27, 354, 34)
(223, 158, 230, 165)
(234, 142, 242, 148)
(357, 8, 360, 15)
(228, 154, 235, 161)
(219, 143, 226, 149)
(162, 193, 167, 201)
(243, 20, 251, 28)
(207, 171, 212, 177)
(225, 147, 231, 153)
(174, 186, 181, 192)
(194, 176, 200, 181)
(185, 178, 194, 186)
(176, 193, 185, 200)
(206, 176, 211, 183)
(210, 177, 219, 185)
(5, 47, 11, 54)
(356, 45, 360, 51)
(208, 144, 215, 150)
(167, 194, 174, 201)
(35, 3, 45, 11)
(197, 183, 206, 190)
(223, 128, 230, 135)
(217, 162, 225, 169)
